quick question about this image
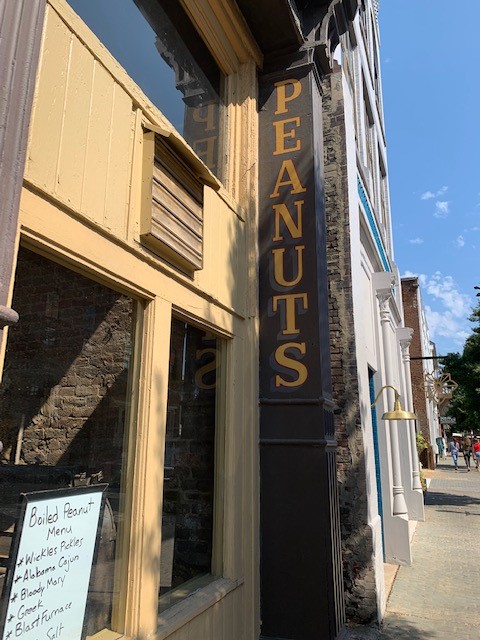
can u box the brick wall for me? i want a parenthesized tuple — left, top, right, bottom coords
(161, 319, 217, 591)
(0, 247, 133, 480)
(322, 69, 378, 623)
(401, 278, 430, 444)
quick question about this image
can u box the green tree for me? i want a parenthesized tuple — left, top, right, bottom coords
(443, 300, 480, 431)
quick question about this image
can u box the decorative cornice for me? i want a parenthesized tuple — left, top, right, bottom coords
(398, 329, 414, 342)
(376, 289, 391, 322)
(299, 0, 360, 74)
(372, 270, 396, 292)
(374, 271, 395, 324)
(397, 327, 414, 359)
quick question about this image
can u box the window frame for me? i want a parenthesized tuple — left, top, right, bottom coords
(156, 315, 228, 613)
(0, 242, 145, 640)
(19, 1, 261, 637)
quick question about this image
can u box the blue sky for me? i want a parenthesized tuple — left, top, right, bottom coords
(379, 2, 480, 356)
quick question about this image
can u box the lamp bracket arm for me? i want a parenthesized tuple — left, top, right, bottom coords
(371, 384, 399, 408)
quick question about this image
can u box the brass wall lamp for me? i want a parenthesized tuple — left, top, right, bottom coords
(371, 385, 417, 421)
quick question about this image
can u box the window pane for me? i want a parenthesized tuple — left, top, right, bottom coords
(159, 319, 219, 611)
(67, 0, 223, 177)
(0, 248, 137, 636)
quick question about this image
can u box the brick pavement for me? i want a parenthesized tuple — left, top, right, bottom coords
(382, 455, 480, 638)
(344, 455, 480, 639)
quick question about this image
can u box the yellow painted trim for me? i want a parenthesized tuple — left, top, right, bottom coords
(156, 577, 243, 640)
(123, 298, 172, 636)
(180, 0, 263, 74)
(112, 300, 145, 632)
(20, 183, 244, 324)
(212, 338, 228, 576)
(86, 629, 123, 640)
(171, 306, 234, 340)
(142, 120, 221, 190)
(139, 129, 155, 239)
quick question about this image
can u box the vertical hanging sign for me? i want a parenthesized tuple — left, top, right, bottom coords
(258, 60, 343, 639)
(0, 485, 106, 640)
(259, 66, 326, 417)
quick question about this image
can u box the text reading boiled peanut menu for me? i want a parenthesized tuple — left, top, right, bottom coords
(1, 487, 104, 640)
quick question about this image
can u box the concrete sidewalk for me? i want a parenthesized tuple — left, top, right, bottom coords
(345, 455, 480, 639)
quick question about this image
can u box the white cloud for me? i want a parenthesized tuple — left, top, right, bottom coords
(402, 272, 473, 351)
(409, 237, 424, 244)
(421, 191, 435, 200)
(434, 201, 449, 218)
(421, 186, 448, 200)
(423, 272, 471, 318)
(424, 306, 470, 348)
(455, 235, 465, 248)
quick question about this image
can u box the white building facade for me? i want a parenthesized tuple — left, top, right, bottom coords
(322, 0, 424, 624)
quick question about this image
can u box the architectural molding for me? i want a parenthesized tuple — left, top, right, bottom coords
(397, 327, 414, 360)
(181, 0, 263, 74)
(373, 272, 396, 322)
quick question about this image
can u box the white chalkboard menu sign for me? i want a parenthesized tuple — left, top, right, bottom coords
(0, 485, 107, 640)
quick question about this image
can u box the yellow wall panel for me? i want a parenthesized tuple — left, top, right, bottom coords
(26, 4, 247, 318)
(81, 61, 115, 223)
(198, 192, 246, 315)
(104, 85, 134, 238)
(56, 34, 94, 208)
(28, 4, 133, 240)
(161, 590, 242, 640)
(26, 5, 71, 192)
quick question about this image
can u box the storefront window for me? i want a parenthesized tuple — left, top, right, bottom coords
(67, 0, 224, 178)
(159, 318, 220, 612)
(0, 248, 137, 636)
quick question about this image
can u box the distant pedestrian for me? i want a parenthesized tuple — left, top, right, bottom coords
(441, 436, 447, 460)
(463, 436, 472, 471)
(473, 439, 480, 471)
(449, 439, 460, 471)
(436, 436, 444, 462)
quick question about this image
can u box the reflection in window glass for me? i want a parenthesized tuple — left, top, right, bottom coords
(67, 0, 223, 177)
(0, 248, 137, 636)
(159, 318, 219, 611)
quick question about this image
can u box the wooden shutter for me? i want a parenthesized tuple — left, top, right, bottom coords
(141, 131, 205, 272)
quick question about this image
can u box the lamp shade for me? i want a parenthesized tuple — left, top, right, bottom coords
(382, 397, 417, 421)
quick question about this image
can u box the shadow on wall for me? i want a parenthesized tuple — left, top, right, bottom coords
(0, 247, 133, 472)
(0, 246, 136, 633)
